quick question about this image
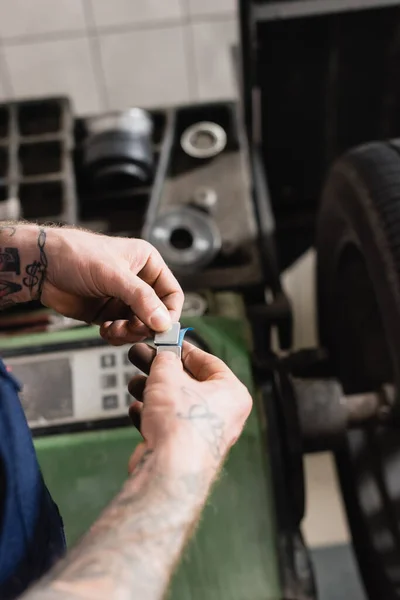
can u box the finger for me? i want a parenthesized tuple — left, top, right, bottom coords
(129, 275, 175, 332)
(100, 320, 148, 339)
(181, 341, 233, 382)
(128, 400, 143, 432)
(148, 350, 183, 385)
(137, 248, 184, 323)
(100, 320, 150, 345)
(125, 318, 151, 340)
(129, 344, 184, 382)
(128, 442, 147, 474)
(98, 265, 173, 333)
(92, 298, 133, 325)
(129, 340, 222, 381)
(128, 343, 156, 374)
(128, 374, 147, 400)
(41, 286, 102, 324)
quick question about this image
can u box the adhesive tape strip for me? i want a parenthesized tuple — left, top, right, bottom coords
(179, 327, 193, 347)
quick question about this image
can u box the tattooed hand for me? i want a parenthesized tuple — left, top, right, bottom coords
(0, 223, 183, 341)
(127, 342, 252, 474)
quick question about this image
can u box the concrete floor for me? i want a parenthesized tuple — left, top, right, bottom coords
(281, 250, 366, 600)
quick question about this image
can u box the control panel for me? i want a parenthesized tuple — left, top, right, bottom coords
(6, 343, 142, 431)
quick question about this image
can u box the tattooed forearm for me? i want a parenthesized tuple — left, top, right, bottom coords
(21, 444, 216, 600)
(0, 224, 48, 309)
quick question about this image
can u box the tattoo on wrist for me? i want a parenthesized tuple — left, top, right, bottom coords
(0, 228, 22, 308)
(0, 225, 49, 309)
(0, 247, 20, 274)
(0, 225, 16, 237)
(177, 387, 225, 460)
(0, 279, 22, 301)
(130, 449, 154, 480)
(23, 228, 48, 300)
(0, 298, 18, 310)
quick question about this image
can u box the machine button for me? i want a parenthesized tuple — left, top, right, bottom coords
(100, 354, 116, 368)
(102, 394, 119, 410)
(101, 373, 117, 389)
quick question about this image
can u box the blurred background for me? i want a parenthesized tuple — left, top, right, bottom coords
(0, 0, 237, 114)
(0, 2, 378, 599)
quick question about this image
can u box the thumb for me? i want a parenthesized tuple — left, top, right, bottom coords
(102, 268, 172, 332)
(149, 351, 183, 385)
(128, 442, 149, 474)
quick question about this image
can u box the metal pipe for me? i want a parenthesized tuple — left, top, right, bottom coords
(293, 378, 396, 449)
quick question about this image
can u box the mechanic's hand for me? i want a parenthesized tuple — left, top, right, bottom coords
(127, 342, 252, 474)
(41, 227, 183, 344)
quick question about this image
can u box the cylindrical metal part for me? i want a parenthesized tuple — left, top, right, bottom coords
(293, 378, 395, 450)
(293, 378, 347, 444)
(147, 206, 222, 273)
(180, 122, 227, 159)
(345, 392, 381, 425)
(83, 108, 154, 189)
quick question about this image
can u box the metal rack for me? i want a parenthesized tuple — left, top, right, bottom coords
(0, 97, 76, 224)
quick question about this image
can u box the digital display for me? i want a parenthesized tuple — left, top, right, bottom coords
(8, 358, 73, 423)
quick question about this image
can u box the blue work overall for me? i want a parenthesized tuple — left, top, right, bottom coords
(0, 358, 66, 599)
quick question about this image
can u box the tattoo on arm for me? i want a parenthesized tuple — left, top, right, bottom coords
(177, 387, 225, 460)
(23, 228, 48, 300)
(0, 248, 20, 274)
(0, 225, 16, 237)
(0, 229, 23, 308)
(21, 444, 209, 600)
(0, 279, 22, 299)
(0, 225, 48, 309)
(0, 230, 22, 308)
(0, 298, 18, 310)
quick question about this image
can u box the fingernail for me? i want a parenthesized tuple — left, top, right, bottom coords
(156, 350, 180, 361)
(150, 305, 171, 331)
(99, 321, 112, 338)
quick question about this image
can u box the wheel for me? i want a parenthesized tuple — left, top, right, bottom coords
(316, 140, 400, 600)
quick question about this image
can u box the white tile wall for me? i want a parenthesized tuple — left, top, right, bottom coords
(90, 0, 184, 28)
(191, 18, 238, 100)
(303, 453, 349, 548)
(0, 81, 6, 102)
(282, 249, 318, 351)
(0, 62, 8, 101)
(99, 26, 190, 110)
(188, 0, 236, 17)
(0, 0, 87, 39)
(282, 251, 350, 550)
(0, 0, 238, 112)
(4, 38, 101, 114)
